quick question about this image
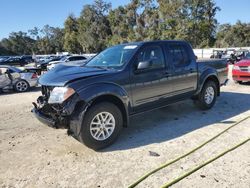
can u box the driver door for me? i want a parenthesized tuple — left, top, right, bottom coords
(130, 44, 172, 113)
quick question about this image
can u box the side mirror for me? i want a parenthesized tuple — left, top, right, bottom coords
(137, 61, 151, 70)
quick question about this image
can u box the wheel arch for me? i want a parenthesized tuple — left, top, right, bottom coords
(202, 75, 220, 96)
(196, 69, 220, 97)
(89, 94, 129, 127)
(75, 83, 130, 127)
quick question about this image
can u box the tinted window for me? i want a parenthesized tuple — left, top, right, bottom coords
(137, 46, 165, 69)
(168, 44, 190, 67)
(68, 57, 75, 61)
(74, 56, 86, 60)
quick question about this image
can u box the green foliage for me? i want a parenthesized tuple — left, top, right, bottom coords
(0, 0, 249, 55)
(78, 0, 112, 53)
(216, 21, 250, 47)
(0, 31, 35, 55)
(64, 14, 82, 53)
(158, 0, 220, 48)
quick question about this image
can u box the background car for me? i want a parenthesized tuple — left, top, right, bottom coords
(47, 55, 88, 70)
(235, 49, 249, 60)
(0, 56, 9, 62)
(0, 57, 29, 66)
(0, 66, 21, 92)
(210, 50, 224, 59)
(37, 56, 65, 70)
(232, 52, 250, 84)
(0, 65, 38, 92)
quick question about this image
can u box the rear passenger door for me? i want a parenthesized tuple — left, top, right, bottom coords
(166, 43, 197, 98)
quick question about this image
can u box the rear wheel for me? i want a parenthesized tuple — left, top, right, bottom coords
(79, 102, 123, 150)
(15, 80, 29, 92)
(194, 81, 218, 110)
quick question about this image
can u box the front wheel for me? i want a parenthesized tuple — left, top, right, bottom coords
(79, 102, 123, 150)
(194, 81, 218, 110)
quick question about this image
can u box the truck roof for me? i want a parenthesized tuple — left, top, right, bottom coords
(118, 40, 189, 47)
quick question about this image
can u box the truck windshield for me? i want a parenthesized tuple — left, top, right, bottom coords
(85, 45, 137, 69)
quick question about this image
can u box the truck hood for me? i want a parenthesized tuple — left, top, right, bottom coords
(39, 64, 113, 86)
(236, 59, 250, 66)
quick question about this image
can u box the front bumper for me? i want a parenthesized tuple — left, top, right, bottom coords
(32, 107, 57, 128)
(32, 93, 83, 130)
(232, 70, 250, 81)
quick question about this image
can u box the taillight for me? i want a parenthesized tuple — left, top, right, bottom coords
(31, 73, 38, 79)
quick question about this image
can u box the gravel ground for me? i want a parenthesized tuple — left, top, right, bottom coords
(0, 76, 249, 187)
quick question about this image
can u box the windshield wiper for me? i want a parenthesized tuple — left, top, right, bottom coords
(87, 65, 114, 70)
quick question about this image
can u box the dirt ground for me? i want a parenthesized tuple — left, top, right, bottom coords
(0, 75, 250, 187)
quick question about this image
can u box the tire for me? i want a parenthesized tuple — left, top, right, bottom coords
(15, 80, 30, 92)
(79, 102, 123, 150)
(194, 81, 218, 110)
(235, 81, 243, 84)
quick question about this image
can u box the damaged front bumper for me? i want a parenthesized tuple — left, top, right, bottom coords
(31, 94, 81, 129)
(32, 107, 56, 128)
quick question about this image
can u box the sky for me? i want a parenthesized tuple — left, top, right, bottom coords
(0, 0, 250, 40)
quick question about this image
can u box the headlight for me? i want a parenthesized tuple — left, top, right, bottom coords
(48, 87, 75, 104)
(233, 65, 240, 70)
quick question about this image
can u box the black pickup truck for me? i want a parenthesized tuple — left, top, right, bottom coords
(32, 40, 228, 150)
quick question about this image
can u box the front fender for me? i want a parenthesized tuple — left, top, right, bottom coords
(77, 82, 130, 105)
(69, 83, 130, 138)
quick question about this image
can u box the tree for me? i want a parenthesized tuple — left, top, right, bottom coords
(185, 0, 220, 48)
(50, 27, 64, 53)
(108, 6, 130, 45)
(216, 21, 250, 47)
(0, 31, 35, 55)
(64, 14, 81, 53)
(158, 0, 219, 48)
(36, 25, 64, 54)
(78, 0, 112, 53)
(0, 40, 15, 55)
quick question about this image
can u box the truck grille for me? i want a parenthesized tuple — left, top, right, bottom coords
(239, 66, 250, 72)
(41, 86, 54, 98)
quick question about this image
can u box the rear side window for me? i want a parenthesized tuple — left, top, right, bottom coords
(75, 56, 86, 60)
(69, 56, 86, 61)
(68, 57, 75, 61)
(168, 44, 190, 67)
(137, 46, 165, 69)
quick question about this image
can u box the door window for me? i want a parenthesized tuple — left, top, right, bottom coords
(168, 44, 190, 67)
(137, 46, 165, 69)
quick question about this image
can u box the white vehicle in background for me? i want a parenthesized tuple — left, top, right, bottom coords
(47, 55, 88, 70)
(221, 49, 236, 59)
(0, 65, 38, 92)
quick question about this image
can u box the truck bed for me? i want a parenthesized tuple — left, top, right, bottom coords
(197, 59, 228, 85)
